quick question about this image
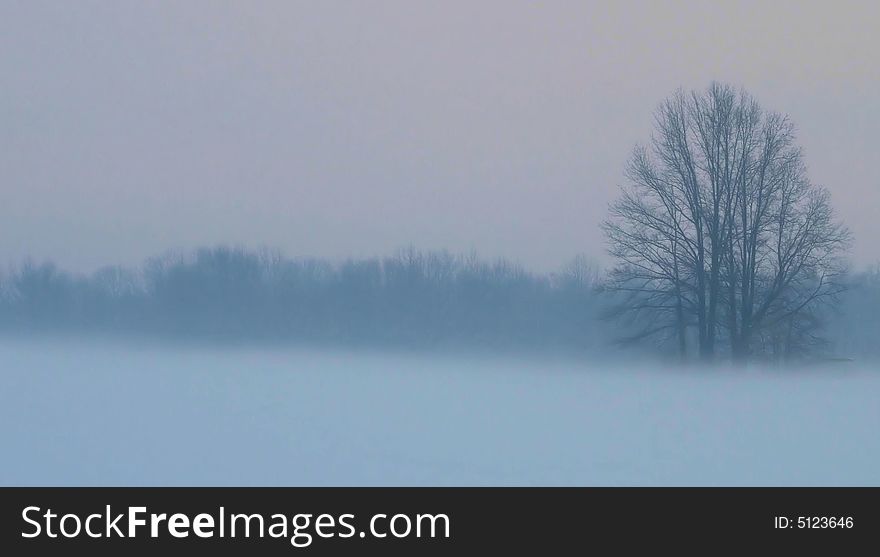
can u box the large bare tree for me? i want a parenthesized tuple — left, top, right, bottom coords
(603, 83, 850, 362)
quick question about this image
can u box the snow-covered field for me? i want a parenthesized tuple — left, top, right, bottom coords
(1, 338, 877, 486)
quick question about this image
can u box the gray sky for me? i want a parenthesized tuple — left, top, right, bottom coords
(2, 1, 877, 273)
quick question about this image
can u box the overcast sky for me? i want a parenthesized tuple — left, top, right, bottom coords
(2, 1, 877, 273)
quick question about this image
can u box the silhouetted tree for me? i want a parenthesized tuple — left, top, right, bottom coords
(604, 83, 850, 362)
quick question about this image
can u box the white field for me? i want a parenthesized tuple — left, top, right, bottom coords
(1, 338, 877, 486)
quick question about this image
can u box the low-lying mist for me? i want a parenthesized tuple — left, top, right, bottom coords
(1, 338, 876, 486)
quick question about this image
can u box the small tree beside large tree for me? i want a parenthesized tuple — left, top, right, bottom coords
(603, 83, 850, 363)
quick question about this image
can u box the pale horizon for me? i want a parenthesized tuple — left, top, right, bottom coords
(2, 1, 877, 274)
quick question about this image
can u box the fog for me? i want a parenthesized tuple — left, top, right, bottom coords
(2, 1, 878, 272)
(2, 338, 877, 486)
(2, 2, 879, 488)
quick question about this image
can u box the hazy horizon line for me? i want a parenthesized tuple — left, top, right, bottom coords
(4, 242, 878, 278)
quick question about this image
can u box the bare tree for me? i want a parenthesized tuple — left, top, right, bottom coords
(604, 83, 850, 362)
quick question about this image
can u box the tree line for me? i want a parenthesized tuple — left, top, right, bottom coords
(0, 247, 605, 353)
(0, 243, 875, 361)
(0, 245, 875, 361)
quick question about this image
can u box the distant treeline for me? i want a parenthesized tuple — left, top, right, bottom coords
(829, 266, 880, 359)
(1, 246, 877, 359)
(0, 247, 606, 353)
